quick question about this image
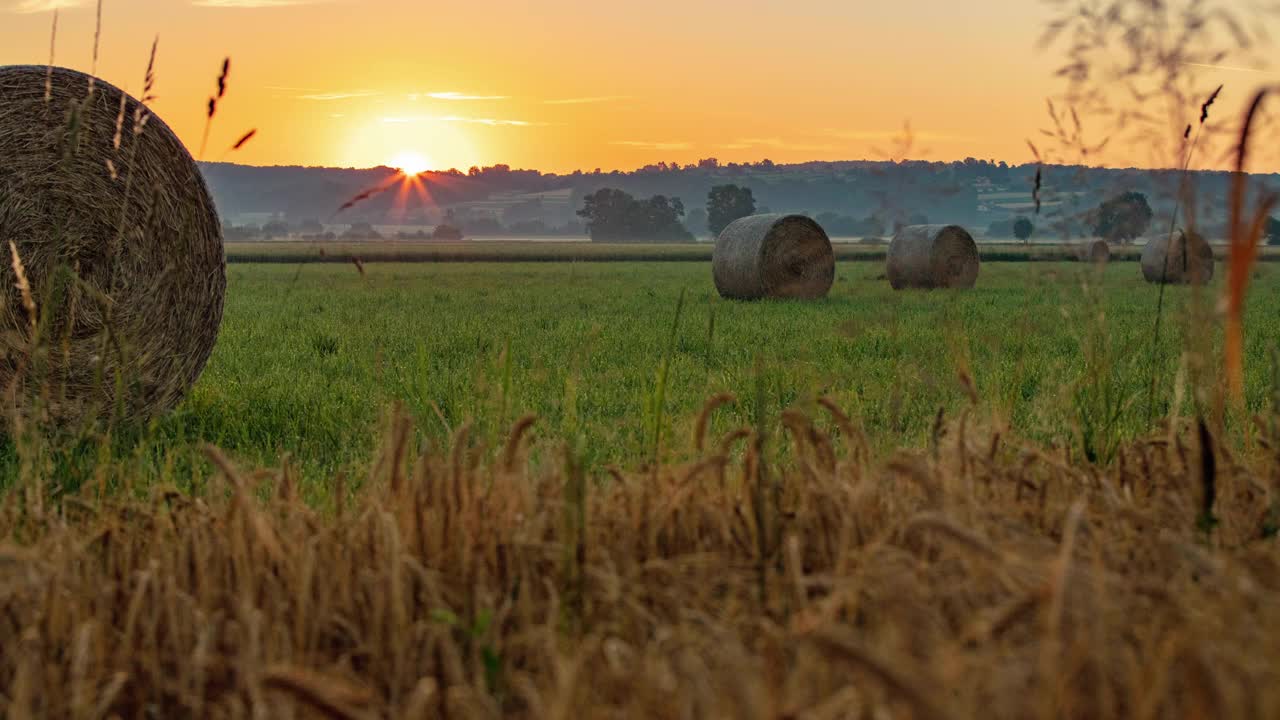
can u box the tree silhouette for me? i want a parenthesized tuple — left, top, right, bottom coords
(1014, 217, 1035, 242)
(706, 184, 756, 236)
(1090, 191, 1153, 244)
(577, 188, 693, 242)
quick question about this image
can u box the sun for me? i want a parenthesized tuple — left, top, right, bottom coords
(391, 151, 433, 176)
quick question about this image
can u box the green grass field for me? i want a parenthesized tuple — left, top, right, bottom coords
(223, 239, 1280, 264)
(16, 259, 1279, 490)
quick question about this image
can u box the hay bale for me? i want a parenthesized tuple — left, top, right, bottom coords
(1140, 230, 1214, 285)
(712, 214, 834, 300)
(886, 225, 979, 290)
(1078, 238, 1111, 264)
(0, 65, 225, 427)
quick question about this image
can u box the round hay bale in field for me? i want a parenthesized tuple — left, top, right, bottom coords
(712, 214, 834, 300)
(1078, 238, 1111, 264)
(1140, 230, 1214, 285)
(0, 65, 225, 428)
(886, 224, 979, 290)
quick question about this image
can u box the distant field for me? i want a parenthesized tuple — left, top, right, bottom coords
(224, 239, 1280, 264)
(18, 260, 1280, 487)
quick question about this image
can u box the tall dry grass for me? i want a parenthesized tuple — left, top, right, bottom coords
(2, 404, 1279, 718)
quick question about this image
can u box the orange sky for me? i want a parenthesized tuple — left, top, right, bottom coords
(1, 0, 1272, 173)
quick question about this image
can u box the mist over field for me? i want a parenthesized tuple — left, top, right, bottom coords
(202, 159, 1280, 243)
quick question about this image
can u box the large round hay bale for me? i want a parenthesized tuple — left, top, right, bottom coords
(1140, 230, 1214, 285)
(0, 65, 225, 428)
(1078, 238, 1110, 264)
(712, 214, 834, 300)
(886, 225, 979, 290)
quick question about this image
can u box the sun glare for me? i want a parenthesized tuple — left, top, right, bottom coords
(391, 151, 432, 176)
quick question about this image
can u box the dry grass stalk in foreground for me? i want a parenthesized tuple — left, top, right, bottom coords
(1, 404, 1279, 718)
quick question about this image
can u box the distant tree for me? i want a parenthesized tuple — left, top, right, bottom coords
(432, 224, 464, 241)
(1090, 191, 1153, 243)
(577, 188, 693, 242)
(706, 184, 756, 236)
(577, 188, 633, 240)
(697, 157, 720, 170)
(1013, 216, 1035, 242)
(1267, 216, 1280, 246)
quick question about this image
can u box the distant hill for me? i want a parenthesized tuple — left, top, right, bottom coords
(198, 159, 1278, 239)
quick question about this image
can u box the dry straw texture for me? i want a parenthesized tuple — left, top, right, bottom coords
(1078, 238, 1111, 264)
(1, 407, 1279, 718)
(713, 214, 835, 300)
(1140, 230, 1214, 285)
(0, 65, 225, 428)
(887, 224, 980, 290)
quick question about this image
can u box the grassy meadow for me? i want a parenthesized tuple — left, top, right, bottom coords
(14, 257, 1279, 492)
(7, 256, 1280, 718)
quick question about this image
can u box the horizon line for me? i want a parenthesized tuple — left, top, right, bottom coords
(195, 156, 1280, 177)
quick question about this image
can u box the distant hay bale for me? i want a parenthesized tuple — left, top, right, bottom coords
(0, 65, 225, 428)
(886, 225, 979, 290)
(712, 214, 834, 300)
(1078, 238, 1111, 264)
(1140, 230, 1214, 285)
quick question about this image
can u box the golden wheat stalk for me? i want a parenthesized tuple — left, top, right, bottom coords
(8, 241, 36, 336)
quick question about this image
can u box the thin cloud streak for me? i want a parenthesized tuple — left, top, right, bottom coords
(298, 91, 380, 101)
(382, 115, 541, 127)
(440, 115, 537, 127)
(426, 92, 508, 101)
(1181, 61, 1275, 75)
(722, 137, 839, 152)
(8, 0, 83, 12)
(192, 0, 330, 6)
(612, 140, 693, 151)
(544, 95, 629, 105)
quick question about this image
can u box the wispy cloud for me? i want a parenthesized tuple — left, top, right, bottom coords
(612, 140, 693, 151)
(298, 90, 379, 101)
(7, 0, 83, 13)
(440, 115, 536, 127)
(425, 91, 508, 101)
(382, 115, 541, 127)
(544, 95, 629, 105)
(192, 0, 330, 7)
(1180, 61, 1275, 75)
(718, 137, 838, 152)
